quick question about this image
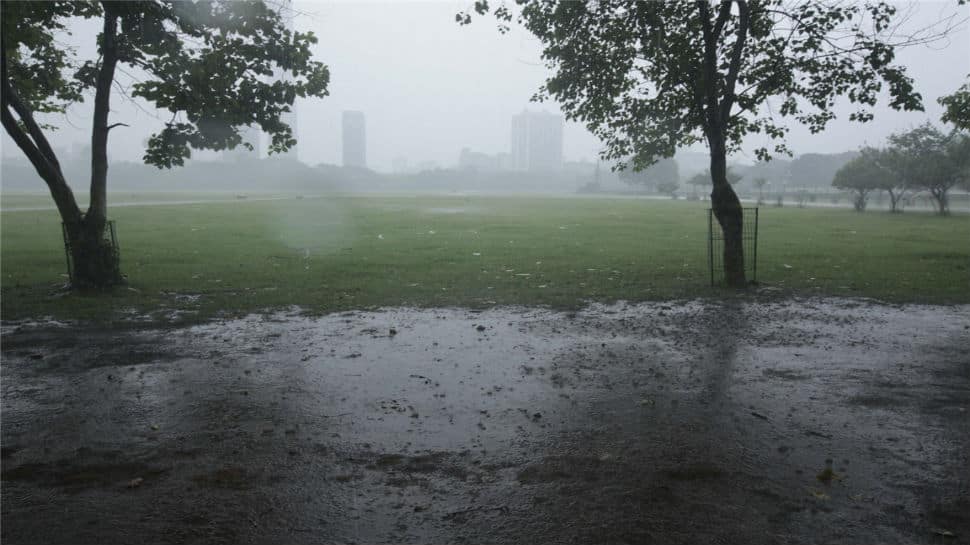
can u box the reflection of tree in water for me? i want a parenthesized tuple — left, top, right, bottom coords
(696, 299, 749, 406)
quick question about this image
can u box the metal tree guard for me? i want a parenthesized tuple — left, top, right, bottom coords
(708, 208, 758, 286)
(62, 220, 119, 282)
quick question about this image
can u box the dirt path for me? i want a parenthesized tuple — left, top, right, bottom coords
(2, 299, 968, 544)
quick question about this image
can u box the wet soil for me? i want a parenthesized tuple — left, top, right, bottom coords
(2, 299, 968, 544)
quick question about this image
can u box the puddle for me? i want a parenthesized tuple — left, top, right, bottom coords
(2, 299, 968, 544)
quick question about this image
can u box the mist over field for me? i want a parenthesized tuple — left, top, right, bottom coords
(2, 2, 970, 545)
(2, 1, 968, 195)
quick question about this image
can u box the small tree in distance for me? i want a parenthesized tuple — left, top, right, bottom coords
(832, 155, 882, 211)
(860, 147, 908, 213)
(687, 168, 741, 200)
(657, 180, 680, 199)
(883, 123, 967, 216)
(753, 177, 767, 205)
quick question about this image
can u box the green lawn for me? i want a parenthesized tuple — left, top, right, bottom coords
(2, 193, 968, 322)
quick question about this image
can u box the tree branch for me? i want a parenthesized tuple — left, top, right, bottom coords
(1, 65, 63, 173)
(88, 2, 121, 225)
(720, 0, 749, 124)
(697, 1, 721, 132)
(106, 122, 129, 131)
(2, 31, 82, 225)
(712, 0, 733, 41)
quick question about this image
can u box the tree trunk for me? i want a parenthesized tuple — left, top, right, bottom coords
(696, 0, 749, 288)
(64, 219, 124, 289)
(67, 4, 125, 289)
(887, 189, 904, 213)
(708, 135, 746, 287)
(931, 188, 949, 216)
(87, 6, 120, 230)
(1, 5, 125, 290)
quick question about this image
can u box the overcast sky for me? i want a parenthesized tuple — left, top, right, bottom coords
(3, 1, 968, 171)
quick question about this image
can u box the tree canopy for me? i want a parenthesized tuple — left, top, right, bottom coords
(463, 1, 941, 170)
(939, 78, 970, 131)
(462, 0, 952, 286)
(3, 1, 329, 168)
(884, 124, 968, 215)
(832, 154, 883, 211)
(834, 125, 968, 215)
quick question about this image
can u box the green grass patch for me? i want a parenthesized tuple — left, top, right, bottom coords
(2, 194, 968, 322)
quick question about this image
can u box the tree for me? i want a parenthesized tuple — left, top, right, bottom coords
(939, 78, 970, 131)
(462, 1, 951, 286)
(687, 167, 741, 199)
(753, 177, 767, 204)
(687, 171, 711, 199)
(859, 147, 907, 212)
(832, 155, 882, 211)
(657, 180, 679, 199)
(884, 123, 965, 216)
(2, 1, 330, 288)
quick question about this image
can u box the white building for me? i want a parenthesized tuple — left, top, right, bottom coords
(342, 111, 367, 168)
(510, 110, 563, 172)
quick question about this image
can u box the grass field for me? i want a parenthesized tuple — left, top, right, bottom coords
(2, 193, 968, 322)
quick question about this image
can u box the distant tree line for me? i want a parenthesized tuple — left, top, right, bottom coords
(833, 123, 969, 215)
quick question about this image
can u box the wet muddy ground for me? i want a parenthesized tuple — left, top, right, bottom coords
(2, 299, 969, 544)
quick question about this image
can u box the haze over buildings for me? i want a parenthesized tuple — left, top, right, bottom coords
(511, 110, 564, 172)
(0, 2, 967, 173)
(342, 111, 367, 168)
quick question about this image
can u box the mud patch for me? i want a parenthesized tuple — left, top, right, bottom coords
(3, 460, 167, 491)
(664, 462, 724, 481)
(190, 467, 252, 489)
(1, 298, 968, 544)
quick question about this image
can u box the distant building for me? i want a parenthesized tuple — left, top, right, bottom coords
(416, 160, 439, 172)
(342, 111, 367, 168)
(391, 157, 409, 173)
(510, 110, 563, 172)
(458, 148, 497, 171)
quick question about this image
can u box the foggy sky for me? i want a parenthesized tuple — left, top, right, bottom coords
(2, 1, 968, 172)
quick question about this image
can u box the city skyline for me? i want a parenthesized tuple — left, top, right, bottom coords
(342, 110, 367, 169)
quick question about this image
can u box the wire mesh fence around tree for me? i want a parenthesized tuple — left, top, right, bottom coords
(62, 220, 119, 283)
(707, 208, 758, 286)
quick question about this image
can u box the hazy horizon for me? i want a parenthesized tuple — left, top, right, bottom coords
(1, 1, 967, 173)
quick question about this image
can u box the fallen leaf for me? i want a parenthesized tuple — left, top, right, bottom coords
(809, 489, 830, 500)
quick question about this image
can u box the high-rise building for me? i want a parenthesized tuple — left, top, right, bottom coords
(510, 110, 564, 172)
(342, 111, 367, 168)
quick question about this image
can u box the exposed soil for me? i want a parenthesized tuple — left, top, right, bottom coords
(2, 299, 968, 544)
